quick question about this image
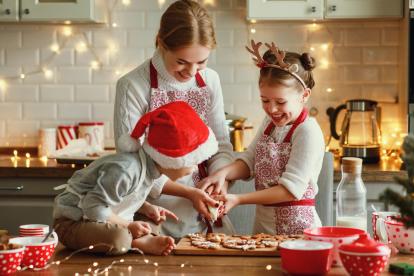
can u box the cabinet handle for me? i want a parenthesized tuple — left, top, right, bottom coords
(311, 6, 316, 13)
(23, 8, 30, 15)
(0, 186, 24, 191)
(331, 5, 337, 12)
(5, 9, 11, 15)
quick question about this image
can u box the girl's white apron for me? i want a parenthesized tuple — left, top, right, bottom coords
(253, 109, 321, 235)
(146, 62, 234, 237)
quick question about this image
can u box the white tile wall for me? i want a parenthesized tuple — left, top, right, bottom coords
(0, 0, 405, 148)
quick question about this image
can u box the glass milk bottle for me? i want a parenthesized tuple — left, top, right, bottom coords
(336, 157, 367, 231)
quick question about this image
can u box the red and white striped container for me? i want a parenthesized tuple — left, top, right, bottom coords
(57, 125, 77, 149)
(19, 224, 49, 237)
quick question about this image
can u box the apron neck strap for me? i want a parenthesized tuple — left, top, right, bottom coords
(263, 108, 308, 141)
(150, 60, 206, 89)
(283, 108, 308, 143)
(150, 60, 158, 89)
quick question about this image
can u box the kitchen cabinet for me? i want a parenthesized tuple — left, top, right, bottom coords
(0, 0, 105, 23)
(0, 178, 61, 235)
(247, 0, 403, 20)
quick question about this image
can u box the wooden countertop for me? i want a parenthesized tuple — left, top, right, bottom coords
(0, 149, 407, 182)
(333, 157, 406, 183)
(0, 155, 80, 178)
(14, 245, 414, 275)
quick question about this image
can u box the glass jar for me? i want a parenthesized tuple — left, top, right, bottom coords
(336, 157, 367, 231)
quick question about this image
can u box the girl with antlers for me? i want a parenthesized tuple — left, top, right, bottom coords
(198, 40, 325, 235)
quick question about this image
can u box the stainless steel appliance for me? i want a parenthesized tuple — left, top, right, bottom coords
(327, 99, 381, 163)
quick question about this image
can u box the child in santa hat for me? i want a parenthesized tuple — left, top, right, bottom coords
(53, 101, 219, 256)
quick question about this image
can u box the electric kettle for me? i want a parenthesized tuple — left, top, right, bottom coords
(327, 99, 381, 163)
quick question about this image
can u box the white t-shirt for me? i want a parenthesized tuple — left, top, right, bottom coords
(238, 116, 325, 199)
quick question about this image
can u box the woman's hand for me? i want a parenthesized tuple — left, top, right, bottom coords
(139, 203, 179, 224)
(196, 170, 228, 195)
(187, 187, 219, 221)
(213, 194, 240, 215)
(128, 221, 151, 239)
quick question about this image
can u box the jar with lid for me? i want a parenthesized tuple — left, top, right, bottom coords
(336, 157, 367, 231)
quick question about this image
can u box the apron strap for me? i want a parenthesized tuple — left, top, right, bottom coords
(264, 198, 315, 207)
(195, 72, 206, 88)
(149, 60, 158, 89)
(283, 108, 308, 143)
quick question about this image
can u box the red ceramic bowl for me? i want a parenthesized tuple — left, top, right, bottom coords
(0, 246, 25, 275)
(385, 219, 414, 254)
(9, 232, 58, 269)
(304, 226, 366, 267)
(279, 240, 333, 275)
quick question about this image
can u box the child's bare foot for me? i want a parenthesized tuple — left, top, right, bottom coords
(132, 234, 175, 256)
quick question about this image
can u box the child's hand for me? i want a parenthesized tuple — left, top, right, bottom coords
(128, 221, 151, 239)
(196, 170, 227, 195)
(213, 194, 239, 215)
(141, 203, 179, 224)
(188, 187, 219, 221)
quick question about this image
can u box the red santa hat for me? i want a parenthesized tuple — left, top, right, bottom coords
(117, 101, 218, 169)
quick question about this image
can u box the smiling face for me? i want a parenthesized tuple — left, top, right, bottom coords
(260, 82, 310, 127)
(160, 44, 211, 82)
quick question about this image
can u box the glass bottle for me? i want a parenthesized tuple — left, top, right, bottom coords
(336, 157, 367, 231)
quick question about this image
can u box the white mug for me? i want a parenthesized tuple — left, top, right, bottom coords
(78, 122, 105, 150)
(372, 211, 400, 243)
(38, 128, 56, 157)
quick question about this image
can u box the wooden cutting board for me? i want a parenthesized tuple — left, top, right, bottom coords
(173, 237, 280, 257)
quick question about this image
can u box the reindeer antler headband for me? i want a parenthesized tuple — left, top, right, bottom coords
(245, 40, 308, 89)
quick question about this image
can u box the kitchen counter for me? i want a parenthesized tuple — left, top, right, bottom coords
(0, 149, 407, 182)
(334, 156, 406, 183)
(14, 245, 414, 275)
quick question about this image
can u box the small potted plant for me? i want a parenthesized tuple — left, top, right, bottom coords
(380, 135, 414, 254)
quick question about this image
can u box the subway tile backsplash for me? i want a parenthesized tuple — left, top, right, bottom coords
(0, 0, 405, 148)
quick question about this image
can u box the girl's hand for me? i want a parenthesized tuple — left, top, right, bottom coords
(213, 194, 240, 215)
(196, 170, 227, 195)
(128, 221, 151, 239)
(140, 203, 179, 224)
(188, 187, 219, 221)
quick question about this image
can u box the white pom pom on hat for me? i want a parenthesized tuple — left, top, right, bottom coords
(118, 101, 218, 169)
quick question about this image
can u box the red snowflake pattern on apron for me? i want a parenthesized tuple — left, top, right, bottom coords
(254, 109, 315, 235)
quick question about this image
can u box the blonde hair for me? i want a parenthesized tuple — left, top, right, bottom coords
(156, 0, 216, 51)
(259, 51, 316, 90)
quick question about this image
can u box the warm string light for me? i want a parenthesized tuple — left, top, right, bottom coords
(0, 0, 129, 91)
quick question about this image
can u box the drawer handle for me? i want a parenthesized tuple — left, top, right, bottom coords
(5, 9, 11, 15)
(0, 186, 24, 191)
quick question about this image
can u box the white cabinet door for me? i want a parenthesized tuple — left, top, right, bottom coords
(325, 0, 403, 19)
(247, 0, 324, 20)
(20, 0, 105, 23)
(0, 0, 18, 21)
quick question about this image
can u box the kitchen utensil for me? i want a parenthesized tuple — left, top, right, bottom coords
(0, 245, 25, 275)
(339, 233, 390, 276)
(279, 239, 333, 275)
(19, 224, 49, 237)
(372, 211, 400, 242)
(41, 228, 54, 243)
(304, 226, 366, 266)
(9, 232, 58, 268)
(327, 99, 381, 163)
(225, 113, 252, 152)
(385, 219, 414, 254)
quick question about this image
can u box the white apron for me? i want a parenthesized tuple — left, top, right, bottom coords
(61, 150, 149, 222)
(146, 61, 234, 237)
(253, 109, 321, 235)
